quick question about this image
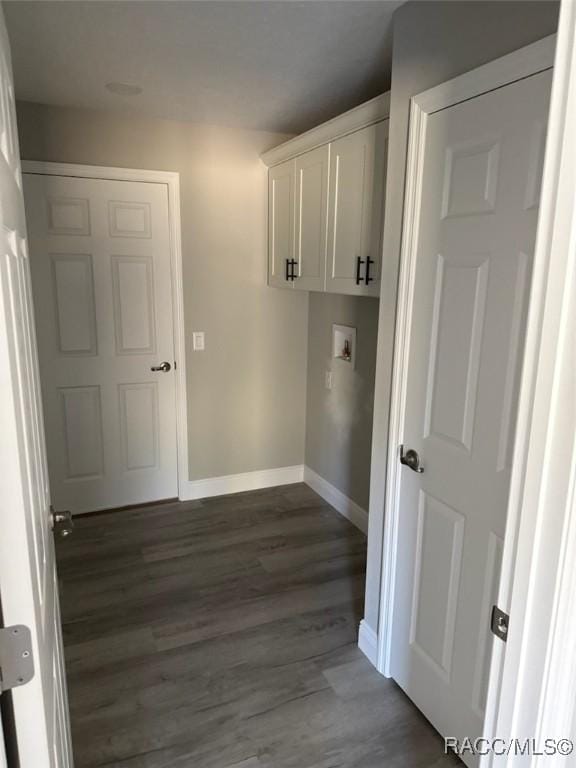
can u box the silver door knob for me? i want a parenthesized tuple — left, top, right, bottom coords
(50, 508, 74, 538)
(399, 445, 424, 473)
(151, 361, 171, 372)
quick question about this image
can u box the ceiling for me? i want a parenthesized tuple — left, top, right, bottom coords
(4, 1, 401, 135)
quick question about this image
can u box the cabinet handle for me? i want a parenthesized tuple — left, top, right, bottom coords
(285, 258, 290, 282)
(290, 259, 298, 281)
(365, 257, 375, 285)
(355, 256, 365, 285)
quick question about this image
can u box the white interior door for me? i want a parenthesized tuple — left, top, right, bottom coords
(0, 7, 73, 766)
(390, 69, 552, 763)
(23, 174, 178, 514)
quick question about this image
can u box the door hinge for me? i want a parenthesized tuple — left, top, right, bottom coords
(491, 605, 509, 642)
(0, 625, 34, 694)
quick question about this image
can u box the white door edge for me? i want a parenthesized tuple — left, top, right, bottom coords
(21, 161, 190, 503)
(374, 29, 566, 757)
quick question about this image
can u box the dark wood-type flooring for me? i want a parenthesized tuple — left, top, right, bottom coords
(57, 483, 460, 768)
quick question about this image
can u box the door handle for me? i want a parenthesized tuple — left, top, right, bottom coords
(355, 256, 365, 285)
(50, 508, 73, 538)
(151, 362, 171, 372)
(399, 445, 424, 473)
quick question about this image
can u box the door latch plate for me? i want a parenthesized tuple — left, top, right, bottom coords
(0, 625, 34, 694)
(490, 605, 509, 642)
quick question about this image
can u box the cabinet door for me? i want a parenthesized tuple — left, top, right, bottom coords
(268, 159, 295, 288)
(326, 121, 388, 296)
(294, 144, 329, 292)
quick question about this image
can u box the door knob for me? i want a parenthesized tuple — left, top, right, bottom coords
(50, 508, 73, 538)
(151, 361, 171, 372)
(399, 445, 424, 473)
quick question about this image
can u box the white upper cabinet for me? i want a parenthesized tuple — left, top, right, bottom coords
(326, 122, 388, 296)
(268, 159, 295, 288)
(294, 144, 329, 292)
(263, 93, 390, 297)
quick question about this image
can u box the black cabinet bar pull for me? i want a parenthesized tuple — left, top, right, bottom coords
(365, 256, 375, 285)
(355, 256, 365, 285)
(285, 258, 290, 282)
(290, 259, 297, 280)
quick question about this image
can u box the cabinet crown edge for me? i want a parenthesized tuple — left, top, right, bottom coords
(261, 91, 390, 168)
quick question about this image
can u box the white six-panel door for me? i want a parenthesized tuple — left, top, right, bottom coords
(390, 69, 552, 765)
(24, 174, 178, 514)
(0, 6, 73, 766)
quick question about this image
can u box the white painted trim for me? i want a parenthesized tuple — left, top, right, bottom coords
(376, 96, 426, 678)
(304, 466, 368, 534)
(261, 92, 390, 167)
(180, 465, 304, 501)
(358, 619, 379, 667)
(21, 161, 190, 501)
(22, 161, 180, 187)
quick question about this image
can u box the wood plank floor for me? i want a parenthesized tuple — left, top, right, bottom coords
(57, 483, 460, 768)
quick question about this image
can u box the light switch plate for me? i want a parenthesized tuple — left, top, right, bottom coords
(193, 331, 205, 351)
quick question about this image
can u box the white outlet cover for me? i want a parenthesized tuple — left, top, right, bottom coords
(325, 371, 333, 390)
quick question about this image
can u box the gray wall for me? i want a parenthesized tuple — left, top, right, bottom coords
(17, 102, 309, 482)
(363, 0, 559, 633)
(305, 293, 379, 511)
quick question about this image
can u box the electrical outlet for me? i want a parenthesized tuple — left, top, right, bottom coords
(193, 331, 205, 351)
(325, 371, 333, 390)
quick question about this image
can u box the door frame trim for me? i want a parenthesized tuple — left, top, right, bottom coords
(376, 31, 557, 748)
(21, 161, 189, 502)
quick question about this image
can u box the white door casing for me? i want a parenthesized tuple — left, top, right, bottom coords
(24, 174, 179, 514)
(0, 6, 73, 766)
(326, 122, 387, 297)
(384, 56, 553, 766)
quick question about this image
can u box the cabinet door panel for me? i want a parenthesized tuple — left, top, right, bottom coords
(326, 122, 388, 296)
(268, 159, 295, 288)
(294, 145, 329, 292)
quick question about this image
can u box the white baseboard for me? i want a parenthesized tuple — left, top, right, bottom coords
(179, 464, 304, 501)
(303, 466, 368, 534)
(358, 619, 379, 668)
